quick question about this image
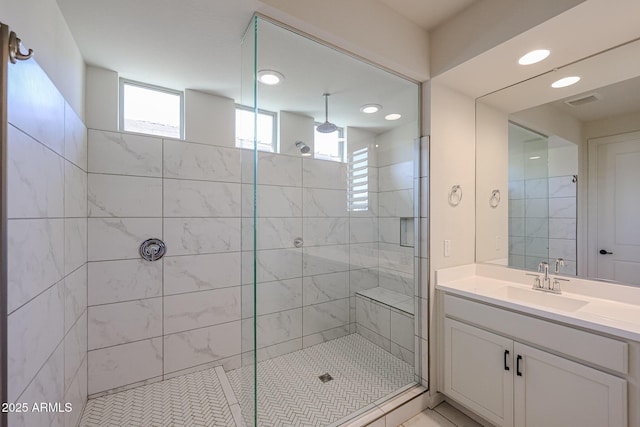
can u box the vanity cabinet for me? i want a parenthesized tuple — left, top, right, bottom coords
(442, 295, 628, 427)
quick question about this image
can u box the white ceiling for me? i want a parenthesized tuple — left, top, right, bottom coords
(55, 0, 469, 100)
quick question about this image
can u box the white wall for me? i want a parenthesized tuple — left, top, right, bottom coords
(1, 0, 85, 117)
(429, 0, 585, 77)
(475, 103, 509, 263)
(258, 0, 429, 81)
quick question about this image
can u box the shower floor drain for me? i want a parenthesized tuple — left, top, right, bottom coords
(318, 373, 333, 383)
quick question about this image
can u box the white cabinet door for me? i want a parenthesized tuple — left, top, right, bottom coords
(513, 342, 627, 427)
(444, 318, 514, 427)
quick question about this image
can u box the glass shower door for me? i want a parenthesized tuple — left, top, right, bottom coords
(237, 15, 423, 427)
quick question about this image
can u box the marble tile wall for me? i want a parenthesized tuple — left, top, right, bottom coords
(86, 130, 243, 396)
(508, 174, 577, 273)
(7, 58, 88, 427)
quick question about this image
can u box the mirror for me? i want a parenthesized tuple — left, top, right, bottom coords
(476, 38, 640, 286)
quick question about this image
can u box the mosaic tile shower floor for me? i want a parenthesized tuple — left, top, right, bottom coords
(80, 334, 414, 426)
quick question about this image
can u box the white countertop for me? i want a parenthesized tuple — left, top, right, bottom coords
(436, 269, 640, 342)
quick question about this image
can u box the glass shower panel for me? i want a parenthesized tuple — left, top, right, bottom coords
(243, 16, 421, 426)
(508, 122, 550, 270)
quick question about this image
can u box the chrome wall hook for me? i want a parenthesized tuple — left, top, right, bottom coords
(8, 31, 33, 64)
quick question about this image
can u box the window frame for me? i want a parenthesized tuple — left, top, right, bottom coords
(235, 104, 278, 153)
(119, 78, 185, 139)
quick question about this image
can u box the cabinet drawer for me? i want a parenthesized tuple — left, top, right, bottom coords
(444, 294, 628, 374)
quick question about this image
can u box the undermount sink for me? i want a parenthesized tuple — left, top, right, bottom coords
(489, 285, 589, 312)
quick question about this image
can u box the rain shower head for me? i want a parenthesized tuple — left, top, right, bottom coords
(295, 141, 311, 156)
(317, 93, 338, 133)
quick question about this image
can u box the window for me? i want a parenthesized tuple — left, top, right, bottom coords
(235, 105, 277, 152)
(348, 147, 369, 212)
(119, 79, 183, 139)
(314, 125, 345, 162)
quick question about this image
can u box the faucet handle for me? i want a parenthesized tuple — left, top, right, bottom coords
(538, 261, 548, 273)
(554, 258, 566, 273)
(551, 277, 570, 293)
(526, 273, 542, 289)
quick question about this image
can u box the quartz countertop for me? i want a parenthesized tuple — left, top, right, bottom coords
(436, 271, 640, 342)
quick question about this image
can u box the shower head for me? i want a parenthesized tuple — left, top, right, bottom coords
(317, 93, 338, 134)
(295, 141, 311, 156)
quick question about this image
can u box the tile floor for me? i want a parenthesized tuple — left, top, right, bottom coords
(401, 402, 484, 427)
(79, 334, 417, 426)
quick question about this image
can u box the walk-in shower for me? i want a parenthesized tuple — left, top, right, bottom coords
(237, 15, 425, 426)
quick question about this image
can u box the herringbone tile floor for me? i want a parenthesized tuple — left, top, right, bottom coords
(228, 334, 414, 427)
(79, 334, 414, 427)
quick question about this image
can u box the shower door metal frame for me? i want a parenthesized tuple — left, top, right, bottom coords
(0, 22, 10, 427)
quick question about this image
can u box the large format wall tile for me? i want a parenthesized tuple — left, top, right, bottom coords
(350, 242, 379, 270)
(88, 298, 162, 349)
(89, 174, 162, 217)
(64, 311, 87, 393)
(89, 259, 162, 305)
(8, 60, 65, 156)
(64, 358, 87, 427)
(164, 288, 241, 334)
(378, 161, 413, 192)
(163, 321, 241, 374)
(303, 218, 349, 246)
(242, 184, 302, 217)
(242, 217, 302, 250)
(88, 130, 162, 177)
(248, 309, 303, 349)
(302, 272, 349, 306)
(378, 189, 413, 218)
(390, 309, 414, 350)
(302, 299, 349, 336)
(9, 344, 64, 427)
(88, 218, 162, 261)
(303, 188, 348, 217)
(302, 158, 347, 190)
(379, 243, 413, 274)
(64, 103, 88, 170)
(88, 337, 163, 395)
(65, 160, 88, 218)
(64, 265, 88, 333)
(8, 218, 64, 313)
(243, 248, 302, 284)
(7, 282, 64, 402)
(8, 125, 64, 219)
(242, 151, 301, 186)
(303, 245, 350, 276)
(241, 278, 302, 317)
(356, 297, 390, 339)
(164, 218, 240, 255)
(164, 252, 241, 295)
(164, 179, 241, 217)
(65, 218, 88, 275)
(164, 140, 241, 182)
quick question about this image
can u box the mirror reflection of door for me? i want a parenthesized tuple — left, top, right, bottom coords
(588, 130, 640, 285)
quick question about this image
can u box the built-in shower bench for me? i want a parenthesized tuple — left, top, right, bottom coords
(355, 287, 415, 364)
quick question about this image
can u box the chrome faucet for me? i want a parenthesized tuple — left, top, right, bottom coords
(538, 261, 550, 290)
(554, 258, 565, 273)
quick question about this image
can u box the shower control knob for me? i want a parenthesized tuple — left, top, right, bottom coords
(140, 238, 166, 261)
(293, 237, 304, 248)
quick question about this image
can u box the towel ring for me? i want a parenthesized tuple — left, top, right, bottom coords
(490, 189, 501, 208)
(448, 185, 462, 206)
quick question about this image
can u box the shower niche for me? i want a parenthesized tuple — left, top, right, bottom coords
(235, 15, 424, 426)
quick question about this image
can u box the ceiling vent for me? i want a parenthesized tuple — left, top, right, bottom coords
(564, 93, 601, 107)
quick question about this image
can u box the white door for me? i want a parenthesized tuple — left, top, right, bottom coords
(444, 318, 514, 427)
(588, 131, 640, 284)
(513, 342, 627, 427)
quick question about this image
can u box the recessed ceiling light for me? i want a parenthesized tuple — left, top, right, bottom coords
(551, 76, 580, 88)
(257, 70, 284, 85)
(518, 49, 550, 65)
(360, 104, 382, 114)
(385, 113, 401, 121)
